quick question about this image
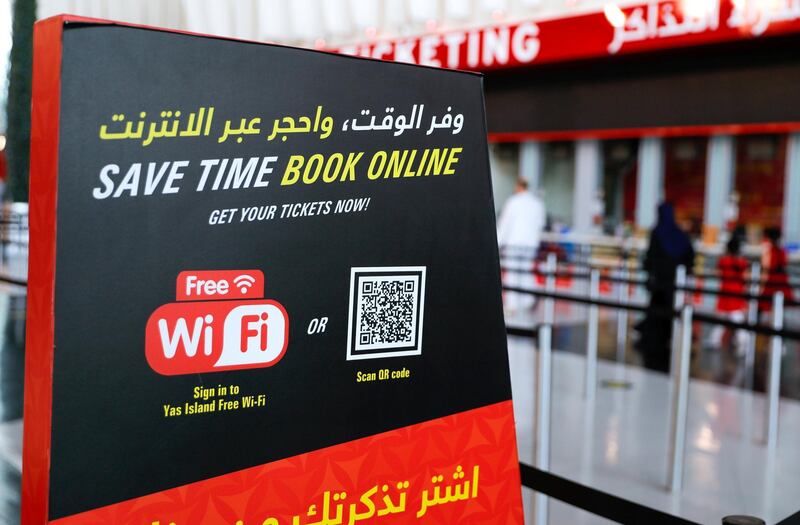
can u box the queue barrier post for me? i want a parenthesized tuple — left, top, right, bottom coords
(585, 269, 600, 402)
(616, 263, 629, 363)
(765, 291, 784, 450)
(670, 266, 688, 390)
(668, 304, 693, 493)
(534, 252, 557, 525)
(745, 262, 761, 390)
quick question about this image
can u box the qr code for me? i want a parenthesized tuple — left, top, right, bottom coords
(346, 267, 426, 360)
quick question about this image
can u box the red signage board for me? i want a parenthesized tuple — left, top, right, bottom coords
(335, 0, 800, 70)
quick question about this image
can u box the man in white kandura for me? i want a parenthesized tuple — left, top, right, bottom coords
(497, 177, 546, 326)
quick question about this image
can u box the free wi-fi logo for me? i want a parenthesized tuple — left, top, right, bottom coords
(146, 270, 289, 376)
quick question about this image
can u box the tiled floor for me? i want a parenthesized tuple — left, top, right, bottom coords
(510, 338, 800, 524)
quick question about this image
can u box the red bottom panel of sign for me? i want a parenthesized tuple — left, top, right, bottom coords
(51, 400, 523, 525)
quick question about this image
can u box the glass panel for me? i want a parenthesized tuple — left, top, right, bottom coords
(664, 137, 708, 236)
(601, 139, 638, 234)
(541, 141, 575, 230)
(734, 134, 787, 240)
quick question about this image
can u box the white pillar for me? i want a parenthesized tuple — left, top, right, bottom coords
(83, 0, 107, 18)
(636, 137, 664, 230)
(257, 0, 292, 41)
(231, 0, 258, 40)
(784, 134, 800, 245)
(704, 135, 735, 230)
(409, 0, 439, 21)
(573, 140, 601, 233)
(488, 145, 517, 214)
(289, 0, 323, 41)
(43, 0, 76, 18)
(349, 0, 380, 30)
(519, 140, 543, 191)
(322, 0, 353, 37)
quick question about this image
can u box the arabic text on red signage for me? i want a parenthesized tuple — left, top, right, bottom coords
(335, 0, 800, 70)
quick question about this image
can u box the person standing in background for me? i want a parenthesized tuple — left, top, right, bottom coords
(708, 236, 748, 353)
(636, 202, 695, 372)
(760, 226, 794, 314)
(497, 178, 546, 326)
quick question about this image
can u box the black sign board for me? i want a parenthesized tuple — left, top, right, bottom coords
(24, 16, 522, 525)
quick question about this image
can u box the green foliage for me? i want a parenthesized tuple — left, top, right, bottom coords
(5, 0, 36, 202)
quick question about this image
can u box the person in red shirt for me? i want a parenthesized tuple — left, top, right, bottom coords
(760, 226, 795, 314)
(708, 237, 748, 352)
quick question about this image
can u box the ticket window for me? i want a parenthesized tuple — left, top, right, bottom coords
(733, 134, 787, 241)
(664, 137, 708, 237)
(489, 142, 521, 215)
(540, 141, 575, 230)
(601, 139, 639, 234)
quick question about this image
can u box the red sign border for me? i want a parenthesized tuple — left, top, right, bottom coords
(22, 16, 63, 525)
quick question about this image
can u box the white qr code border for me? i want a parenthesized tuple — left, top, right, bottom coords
(346, 266, 426, 361)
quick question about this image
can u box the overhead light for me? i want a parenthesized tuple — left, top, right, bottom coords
(0, 135, 5, 151)
(314, 38, 327, 49)
(603, 3, 626, 28)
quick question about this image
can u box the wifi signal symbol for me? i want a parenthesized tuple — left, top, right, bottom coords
(233, 274, 256, 294)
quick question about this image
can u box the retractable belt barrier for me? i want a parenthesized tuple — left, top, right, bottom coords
(533, 241, 800, 267)
(518, 462, 700, 525)
(505, 326, 540, 339)
(502, 285, 800, 340)
(501, 252, 800, 288)
(0, 275, 30, 287)
(501, 265, 800, 307)
(0, 207, 29, 286)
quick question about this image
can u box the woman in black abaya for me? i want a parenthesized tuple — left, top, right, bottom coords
(636, 203, 695, 372)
